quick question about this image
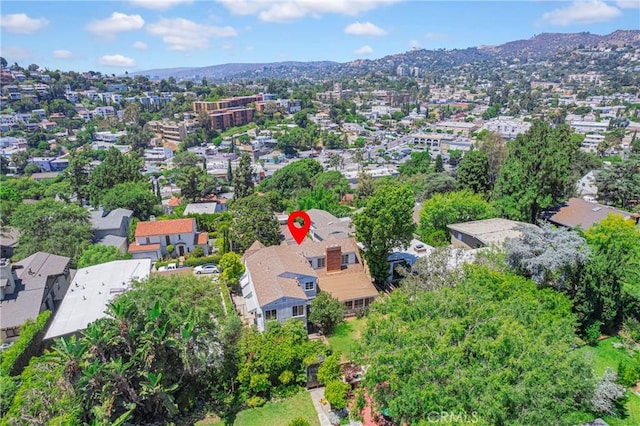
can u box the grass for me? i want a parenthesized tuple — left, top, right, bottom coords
(327, 317, 367, 361)
(578, 336, 640, 425)
(196, 391, 320, 426)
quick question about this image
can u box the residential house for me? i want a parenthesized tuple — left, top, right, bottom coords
(183, 202, 227, 215)
(0, 253, 71, 342)
(545, 198, 636, 230)
(128, 218, 209, 260)
(0, 227, 19, 259)
(447, 218, 535, 249)
(44, 259, 151, 341)
(240, 238, 377, 331)
(90, 208, 133, 252)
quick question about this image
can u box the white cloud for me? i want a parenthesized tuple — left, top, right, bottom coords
(222, 42, 234, 51)
(354, 45, 374, 56)
(0, 13, 49, 34)
(53, 50, 74, 59)
(409, 39, 420, 49)
(344, 21, 387, 36)
(540, 1, 622, 26)
(99, 54, 137, 68)
(217, 0, 399, 23)
(132, 41, 148, 49)
(129, 0, 193, 10)
(424, 32, 446, 41)
(616, 1, 640, 9)
(0, 46, 32, 60)
(146, 18, 237, 51)
(86, 12, 144, 38)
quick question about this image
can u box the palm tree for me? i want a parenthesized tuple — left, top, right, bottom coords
(46, 335, 88, 383)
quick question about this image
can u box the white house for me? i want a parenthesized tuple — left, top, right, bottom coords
(128, 218, 209, 260)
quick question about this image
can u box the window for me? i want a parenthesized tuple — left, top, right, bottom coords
(165, 236, 170, 245)
(305, 281, 314, 291)
(345, 301, 353, 310)
(341, 254, 349, 265)
(5, 327, 19, 338)
(265, 309, 277, 320)
(145, 237, 151, 245)
(292, 305, 304, 317)
(354, 299, 364, 309)
(317, 257, 326, 268)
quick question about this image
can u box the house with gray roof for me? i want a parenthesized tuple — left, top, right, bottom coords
(44, 259, 151, 341)
(0, 253, 71, 343)
(90, 208, 133, 252)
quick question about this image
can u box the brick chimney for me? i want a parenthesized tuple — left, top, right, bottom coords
(326, 245, 342, 273)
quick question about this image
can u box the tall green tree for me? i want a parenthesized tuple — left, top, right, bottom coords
(359, 266, 599, 425)
(476, 130, 508, 185)
(257, 158, 323, 196)
(574, 214, 640, 334)
(595, 156, 640, 210)
(233, 153, 254, 200)
(493, 121, 580, 223)
(354, 184, 415, 283)
(10, 199, 92, 265)
(456, 150, 491, 194)
(88, 148, 143, 206)
(63, 150, 90, 206)
(308, 291, 346, 335)
(101, 181, 161, 220)
(229, 194, 280, 251)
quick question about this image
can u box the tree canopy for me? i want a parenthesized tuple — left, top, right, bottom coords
(10, 199, 92, 265)
(354, 184, 415, 283)
(229, 194, 281, 251)
(88, 148, 143, 206)
(101, 181, 161, 221)
(359, 265, 598, 425)
(493, 121, 580, 223)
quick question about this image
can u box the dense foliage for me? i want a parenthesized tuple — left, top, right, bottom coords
(76, 245, 130, 269)
(359, 265, 599, 425)
(4, 275, 240, 424)
(229, 194, 281, 251)
(10, 198, 92, 265)
(494, 121, 580, 222)
(354, 184, 415, 283)
(418, 190, 495, 246)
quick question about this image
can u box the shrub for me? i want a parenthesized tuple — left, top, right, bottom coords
(246, 396, 266, 408)
(617, 360, 640, 387)
(585, 321, 603, 346)
(324, 380, 350, 411)
(0, 374, 18, 416)
(317, 353, 341, 386)
(0, 310, 52, 376)
(279, 370, 294, 385)
(190, 246, 204, 258)
(183, 254, 221, 267)
(288, 417, 310, 426)
(166, 244, 175, 255)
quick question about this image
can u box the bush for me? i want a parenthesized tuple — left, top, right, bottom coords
(246, 396, 266, 408)
(617, 359, 640, 387)
(166, 244, 175, 255)
(0, 374, 19, 416)
(585, 321, 603, 346)
(317, 353, 341, 386)
(288, 417, 310, 426)
(190, 246, 204, 258)
(324, 380, 350, 411)
(0, 310, 52, 376)
(183, 254, 221, 267)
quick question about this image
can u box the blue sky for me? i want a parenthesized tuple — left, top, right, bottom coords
(1, 1, 638, 73)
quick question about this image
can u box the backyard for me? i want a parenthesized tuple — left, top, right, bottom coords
(327, 317, 368, 361)
(578, 336, 640, 425)
(196, 391, 320, 426)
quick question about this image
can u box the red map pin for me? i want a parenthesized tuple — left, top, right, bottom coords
(288, 210, 311, 245)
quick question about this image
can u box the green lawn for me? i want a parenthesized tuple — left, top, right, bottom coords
(578, 336, 640, 425)
(196, 391, 319, 426)
(327, 317, 367, 361)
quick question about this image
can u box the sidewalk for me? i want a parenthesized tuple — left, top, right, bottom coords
(308, 387, 332, 426)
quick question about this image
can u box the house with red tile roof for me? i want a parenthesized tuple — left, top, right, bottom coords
(128, 218, 209, 261)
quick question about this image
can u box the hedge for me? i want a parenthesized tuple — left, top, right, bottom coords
(0, 310, 52, 376)
(184, 254, 222, 267)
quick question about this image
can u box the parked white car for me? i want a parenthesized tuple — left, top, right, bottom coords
(194, 264, 219, 275)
